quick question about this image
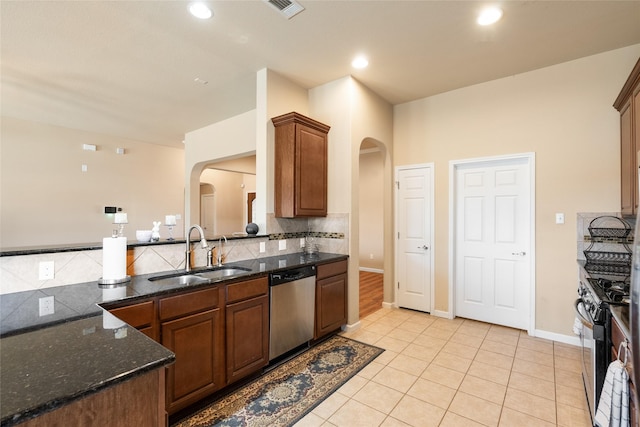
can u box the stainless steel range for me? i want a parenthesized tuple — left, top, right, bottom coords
(577, 215, 632, 425)
(577, 272, 630, 424)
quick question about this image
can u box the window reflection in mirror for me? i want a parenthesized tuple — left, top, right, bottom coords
(198, 155, 256, 238)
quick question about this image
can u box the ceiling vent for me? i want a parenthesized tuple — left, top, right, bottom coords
(264, 0, 305, 19)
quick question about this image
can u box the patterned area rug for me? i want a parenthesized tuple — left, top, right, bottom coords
(172, 335, 383, 427)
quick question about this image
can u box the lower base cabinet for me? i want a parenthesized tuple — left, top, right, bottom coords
(17, 369, 166, 427)
(315, 260, 348, 339)
(226, 277, 269, 384)
(160, 287, 225, 415)
(611, 316, 638, 427)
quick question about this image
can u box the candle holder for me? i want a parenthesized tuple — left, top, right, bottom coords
(165, 224, 175, 241)
(113, 212, 128, 237)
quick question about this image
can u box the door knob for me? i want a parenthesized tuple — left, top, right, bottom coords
(512, 251, 526, 256)
(418, 245, 429, 250)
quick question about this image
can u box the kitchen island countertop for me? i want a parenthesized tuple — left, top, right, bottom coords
(0, 252, 347, 426)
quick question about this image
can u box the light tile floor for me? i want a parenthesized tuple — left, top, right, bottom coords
(295, 307, 591, 427)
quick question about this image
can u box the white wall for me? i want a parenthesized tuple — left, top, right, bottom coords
(359, 149, 384, 270)
(184, 110, 256, 232)
(309, 76, 394, 324)
(394, 44, 640, 336)
(1, 117, 185, 247)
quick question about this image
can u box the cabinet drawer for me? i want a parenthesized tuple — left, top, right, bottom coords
(226, 277, 268, 304)
(108, 300, 155, 329)
(317, 260, 348, 280)
(160, 287, 221, 321)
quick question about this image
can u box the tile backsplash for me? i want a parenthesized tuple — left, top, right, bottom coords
(0, 213, 349, 295)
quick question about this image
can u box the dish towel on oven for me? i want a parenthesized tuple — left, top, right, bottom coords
(573, 316, 582, 335)
(594, 356, 629, 427)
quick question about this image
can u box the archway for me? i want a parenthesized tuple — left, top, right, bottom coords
(357, 138, 391, 318)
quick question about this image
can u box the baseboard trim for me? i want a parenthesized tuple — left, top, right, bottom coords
(533, 329, 580, 347)
(343, 320, 362, 333)
(382, 302, 395, 309)
(432, 310, 453, 319)
(359, 267, 384, 274)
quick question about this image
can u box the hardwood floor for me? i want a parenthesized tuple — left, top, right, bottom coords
(359, 271, 383, 318)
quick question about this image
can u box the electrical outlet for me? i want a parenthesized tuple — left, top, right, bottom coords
(39, 296, 55, 316)
(39, 261, 55, 280)
(555, 213, 565, 224)
(300, 238, 305, 247)
(259, 242, 266, 253)
(279, 240, 286, 251)
(369, 253, 374, 260)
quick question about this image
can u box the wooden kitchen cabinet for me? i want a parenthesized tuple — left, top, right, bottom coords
(272, 112, 330, 218)
(225, 276, 269, 384)
(611, 315, 638, 427)
(16, 369, 166, 427)
(315, 260, 348, 339)
(614, 57, 640, 217)
(107, 299, 158, 341)
(159, 287, 225, 414)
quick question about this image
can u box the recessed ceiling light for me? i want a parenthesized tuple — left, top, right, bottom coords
(189, 2, 213, 19)
(352, 56, 369, 69)
(477, 7, 503, 26)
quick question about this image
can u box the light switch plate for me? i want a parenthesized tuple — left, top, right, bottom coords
(279, 240, 286, 251)
(555, 213, 565, 224)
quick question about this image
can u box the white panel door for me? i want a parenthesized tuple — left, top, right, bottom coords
(454, 157, 531, 330)
(396, 166, 433, 312)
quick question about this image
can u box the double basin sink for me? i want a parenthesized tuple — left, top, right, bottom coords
(148, 266, 252, 286)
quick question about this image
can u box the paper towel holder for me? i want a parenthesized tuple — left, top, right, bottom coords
(98, 276, 131, 287)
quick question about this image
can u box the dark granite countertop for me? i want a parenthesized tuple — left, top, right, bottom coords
(0, 252, 347, 426)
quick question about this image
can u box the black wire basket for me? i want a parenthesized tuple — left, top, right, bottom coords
(587, 215, 632, 239)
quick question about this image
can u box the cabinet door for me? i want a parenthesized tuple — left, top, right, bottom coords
(226, 295, 269, 384)
(621, 98, 635, 216)
(295, 124, 327, 217)
(633, 85, 640, 215)
(108, 300, 158, 341)
(315, 273, 347, 339)
(162, 308, 224, 414)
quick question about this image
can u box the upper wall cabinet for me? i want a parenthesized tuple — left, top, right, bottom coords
(614, 57, 640, 217)
(272, 112, 330, 218)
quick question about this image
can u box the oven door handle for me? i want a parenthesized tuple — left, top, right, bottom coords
(574, 298, 594, 330)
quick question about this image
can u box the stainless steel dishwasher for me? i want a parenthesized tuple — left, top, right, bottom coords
(269, 265, 316, 361)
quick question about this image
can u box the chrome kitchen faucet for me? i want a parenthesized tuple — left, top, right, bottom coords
(185, 225, 208, 272)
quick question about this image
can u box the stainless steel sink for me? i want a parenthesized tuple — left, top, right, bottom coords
(148, 266, 251, 285)
(148, 274, 209, 286)
(195, 267, 251, 280)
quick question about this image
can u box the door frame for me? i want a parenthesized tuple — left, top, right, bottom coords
(394, 163, 435, 313)
(448, 153, 536, 335)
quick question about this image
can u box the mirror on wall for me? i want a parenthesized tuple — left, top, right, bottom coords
(198, 155, 256, 238)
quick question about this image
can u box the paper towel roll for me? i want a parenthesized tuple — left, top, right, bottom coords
(103, 236, 127, 280)
(102, 286, 127, 302)
(102, 310, 126, 330)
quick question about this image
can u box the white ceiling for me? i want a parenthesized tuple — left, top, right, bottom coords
(2, 1, 640, 148)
